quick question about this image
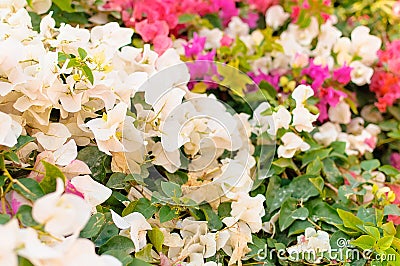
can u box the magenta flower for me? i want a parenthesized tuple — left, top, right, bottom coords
(333, 65, 352, 84)
(301, 60, 330, 91)
(317, 87, 347, 122)
(391, 153, 400, 170)
(184, 33, 206, 58)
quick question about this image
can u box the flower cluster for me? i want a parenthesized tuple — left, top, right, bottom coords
(1, 0, 400, 266)
(370, 40, 400, 111)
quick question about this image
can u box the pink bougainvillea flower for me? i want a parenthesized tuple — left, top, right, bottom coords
(243, 12, 259, 28)
(302, 60, 330, 91)
(317, 87, 347, 122)
(333, 64, 352, 84)
(246, 0, 279, 13)
(135, 19, 169, 43)
(183, 33, 206, 58)
(220, 34, 234, 47)
(391, 153, 400, 170)
(388, 183, 400, 225)
(248, 71, 280, 90)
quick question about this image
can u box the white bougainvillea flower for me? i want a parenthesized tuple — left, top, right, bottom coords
(0, 112, 22, 147)
(291, 85, 314, 106)
(349, 60, 374, 86)
(230, 192, 265, 233)
(34, 123, 71, 151)
(277, 132, 310, 158)
(32, 179, 91, 237)
(313, 122, 341, 146)
(328, 100, 351, 124)
(70, 175, 112, 208)
(110, 210, 152, 252)
(90, 22, 134, 52)
(221, 217, 252, 266)
(30, 0, 51, 14)
(287, 227, 331, 263)
(351, 26, 381, 65)
(250, 102, 274, 135)
(226, 16, 249, 38)
(199, 28, 223, 49)
(86, 102, 142, 155)
(53, 139, 77, 166)
(0, 219, 19, 265)
(292, 105, 318, 132)
(266, 5, 290, 30)
(271, 106, 291, 134)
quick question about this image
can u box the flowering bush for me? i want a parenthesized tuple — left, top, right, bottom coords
(1, 0, 400, 265)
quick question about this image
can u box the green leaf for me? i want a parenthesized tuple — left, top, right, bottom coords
(99, 236, 135, 254)
(337, 209, 364, 232)
(0, 214, 10, 224)
(364, 226, 380, 239)
(16, 205, 39, 227)
(160, 182, 182, 198)
(330, 231, 350, 249)
(159, 205, 177, 223)
(306, 158, 323, 175)
(40, 161, 66, 194)
(272, 158, 299, 172)
(77, 146, 110, 182)
(279, 198, 309, 231)
(322, 158, 343, 186)
(165, 171, 188, 185)
(288, 220, 313, 237)
(302, 148, 331, 167)
(122, 198, 157, 219)
(134, 244, 153, 262)
(93, 223, 119, 246)
(18, 256, 34, 266)
(4, 151, 20, 164)
(351, 235, 376, 250)
(52, 0, 75, 12)
(309, 176, 324, 195)
(102, 250, 133, 266)
(13, 178, 45, 201)
(310, 202, 342, 225)
(82, 64, 94, 84)
(382, 222, 397, 237)
(379, 165, 400, 176)
(128, 258, 152, 266)
(106, 173, 126, 189)
(330, 141, 347, 154)
(289, 175, 320, 201)
(201, 204, 223, 230)
(376, 236, 394, 251)
(361, 159, 381, 171)
(13, 135, 35, 151)
(384, 204, 400, 216)
(78, 48, 87, 59)
(218, 202, 232, 218)
(80, 213, 106, 238)
(148, 227, 164, 253)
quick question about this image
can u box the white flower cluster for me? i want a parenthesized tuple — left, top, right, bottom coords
(286, 227, 331, 263)
(314, 102, 381, 156)
(1, 179, 119, 266)
(252, 85, 318, 158)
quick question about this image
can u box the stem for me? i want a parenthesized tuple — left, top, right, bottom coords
(3, 168, 35, 196)
(307, 217, 322, 230)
